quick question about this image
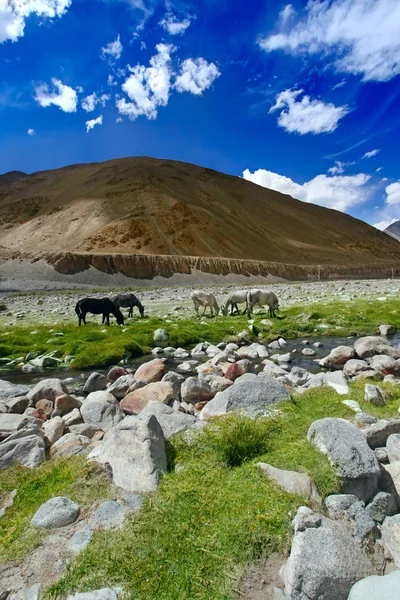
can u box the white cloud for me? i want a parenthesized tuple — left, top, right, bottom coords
(259, 0, 400, 82)
(86, 115, 103, 132)
(386, 182, 400, 205)
(27, 128, 35, 136)
(332, 79, 346, 90)
(374, 219, 397, 231)
(328, 160, 355, 174)
(362, 148, 380, 159)
(159, 12, 193, 35)
(279, 4, 295, 24)
(0, 0, 70, 44)
(376, 167, 383, 173)
(243, 167, 371, 212)
(34, 78, 77, 112)
(140, 40, 147, 50)
(101, 35, 123, 61)
(81, 92, 110, 112)
(174, 58, 220, 95)
(270, 89, 348, 135)
(117, 43, 174, 120)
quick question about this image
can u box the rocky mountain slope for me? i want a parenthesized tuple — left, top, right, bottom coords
(385, 221, 400, 241)
(0, 157, 399, 266)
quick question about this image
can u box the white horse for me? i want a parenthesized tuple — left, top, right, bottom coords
(246, 289, 279, 318)
(222, 290, 248, 316)
(190, 290, 219, 317)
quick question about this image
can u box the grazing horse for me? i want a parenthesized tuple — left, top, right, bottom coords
(75, 298, 125, 326)
(112, 292, 145, 318)
(246, 289, 279, 318)
(190, 290, 219, 317)
(222, 290, 248, 316)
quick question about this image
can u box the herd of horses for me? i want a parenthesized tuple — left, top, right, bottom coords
(74, 289, 279, 326)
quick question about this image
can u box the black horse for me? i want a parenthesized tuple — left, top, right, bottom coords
(75, 298, 125, 326)
(111, 292, 145, 318)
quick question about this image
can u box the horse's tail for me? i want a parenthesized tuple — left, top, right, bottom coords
(75, 301, 82, 317)
(214, 298, 220, 314)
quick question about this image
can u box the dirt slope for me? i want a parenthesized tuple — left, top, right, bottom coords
(0, 156, 399, 265)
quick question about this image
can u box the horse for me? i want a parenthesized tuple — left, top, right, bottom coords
(111, 292, 145, 318)
(246, 289, 279, 318)
(190, 290, 219, 317)
(222, 290, 248, 316)
(75, 298, 125, 326)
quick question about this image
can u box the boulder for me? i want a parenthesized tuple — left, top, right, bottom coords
(134, 359, 166, 384)
(196, 363, 223, 381)
(107, 366, 128, 383)
(378, 324, 396, 336)
(366, 492, 398, 523)
(50, 433, 91, 458)
(42, 416, 65, 447)
(161, 371, 183, 398)
(31, 496, 80, 529)
(382, 461, 400, 497)
(223, 362, 246, 381)
(88, 414, 167, 493)
(319, 346, 355, 368)
(0, 434, 45, 469)
(67, 525, 94, 554)
(210, 376, 233, 394)
(200, 377, 290, 420)
(282, 508, 375, 600)
(343, 359, 369, 377)
(382, 514, 400, 567)
(0, 413, 25, 440)
(4, 396, 29, 414)
(257, 463, 321, 505)
(348, 571, 400, 600)
(364, 384, 385, 405)
(180, 377, 214, 405)
(324, 494, 359, 519)
(354, 336, 397, 360)
(325, 371, 349, 395)
(68, 424, 102, 438)
(0, 379, 30, 401)
(54, 394, 81, 416)
(375, 447, 388, 463)
(387, 433, 400, 463)
(63, 408, 83, 427)
(262, 361, 289, 379)
(249, 343, 269, 358)
(107, 374, 136, 400)
(120, 382, 175, 415)
(369, 355, 397, 375)
(26, 378, 68, 404)
(308, 418, 381, 502)
(91, 501, 128, 529)
(138, 402, 197, 438)
(301, 348, 316, 356)
(83, 372, 108, 394)
(236, 346, 259, 360)
(80, 391, 124, 431)
(363, 419, 400, 448)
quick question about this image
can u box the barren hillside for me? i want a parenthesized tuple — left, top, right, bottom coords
(0, 156, 399, 265)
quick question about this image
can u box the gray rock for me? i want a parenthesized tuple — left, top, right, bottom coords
(325, 371, 350, 395)
(354, 412, 378, 428)
(308, 418, 380, 502)
(121, 493, 143, 510)
(27, 584, 42, 600)
(26, 378, 68, 404)
(381, 461, 400, 498)
(88, 414, 167, 493)
(319, 346, 355, 369)
(210, 376, 233, 394)
(81, 391, 124, 431)
(0, 413, 25, 440)
(325, 494, 376, 540)
(161, 371, 184, 398)
(369, 355, 397, 375)
(63, 408, 83, 427)
(138, 402, 197, 438)
(91, 501, 128, 529)
(387, 433, 400, 463)
(0, 488, 17, 519)
(153, 328, 169, 347)
(382, 514, 400, 567)
(375, 447, 389, 463)
(180, 377, 214, 405)
(366, 492, 398, 523)
(325, 494, 359, 519)
(50, 433, 91, 458)
(31, 496, 80, 529)
(348, 571, 400, 600)
(378, 324, 396, 336)
(0, 434, 45, 469)
(107, 374, 136, 400)
(83, 373, 108, 394)
(200, 377, 290, 420)
(68, 424, 102, 438)
(42, 416, 65, 447)
(288, 367, 311, 387)
(364, 384, 385, 405)
(342, 400, 361, 413)
(363, 419, 400, 448)
(67, 524, 94, 553)
(282, 508, 375, 600)
(0, 379, 29, 401)
(292, 506, 322, 532)
(343, 359, 369, 377)
(301, 348, 316, 356)
(66, 589, 121, 600)
(257, 463, 321, 505)
(354, 336, 396, 360)
(30, 356, 61, 368)
(4, 396, 29, 414)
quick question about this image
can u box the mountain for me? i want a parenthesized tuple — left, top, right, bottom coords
(385, 221, 400, 241)
(0, 156, 399, 266)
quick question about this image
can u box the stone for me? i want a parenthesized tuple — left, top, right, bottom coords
(88, 414, 167, 493)
(50, 433, 91, 458)
(0, 488, 17, 519)
(382, 461, 400, 497)
(354, 412, 378, 428)
(363, 419, 400, 448)
(63, 408, 83, 427)
(42, 416, 65, 447)
(292, 506, 322, 532)
(262, 361, 288, 378)
(236, 346, 259, 360)
(366, 492, 398, 523)
(387, 433, 400, 463)
(0, 379, 30, 401)
(0, 434, 45, 469)
(30, 355, 61, 368)
(31, 496, 80, 529)
(26, 378, 68, 404)
(375, 447, 388, 463)
(173, 348, 190, 359)
(121, 382, 175, 415)
(257, 463, 321, 505)
(200, 377, 290, 420)
(319, 346, 355, 368)
(369, 355, 397, 375)
(81, 391, 124, 431)
(354, 369, 384, 381)
(91, 501, 128, 529)
(282, 508, 375, 600)
(121, 493, 143, 510)
(324, 494, 359, 519)
(343, 359, 369, 377)
(301, 348, 316, 356)
(83, 372, 108, 394)
(196, 363, 223, 381)
(223, 362, 246, 381)
(288, 367, 311, 387)
(54, 394, 81, 416)
(66, 589, 120, 600)
(107, 366, 128, 383)
(4, 396, 29, 414)
(342, 400, 361, 413)
(139, 402, 197, 438)
(0, 413, 25, 440)
(67, 524, 94, 553)
(249, 342, 269, 358)
(180, 377, 214, 405)
(153, 328, 169, 347)
(354, 336, 396, 360)
(364, 384, 385, 405)
(134, 359, 167, 384)
(27, 584, 42, 600)
(348, 571, 400, 600)
(382, 514, 400, 567)
(308, 418, 380, 502)
(379, 324, 396, 336)
(161, 371, 184, 398)
(325, 371, 350, 395)
(210, 376, 233, 394)
(68, 424, 102, 438)
(107, 374, 136, 400)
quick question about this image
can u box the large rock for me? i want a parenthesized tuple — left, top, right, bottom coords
(354, 336, 397, 360)
(88, 414, 167, 493)
(343, 359, 369, 377)
(308, 418, 380, 502)
(200, 377, 290, 420)
(31, 496, 80, 528)
(139, 402, 197, 438)
(0, 434, 45, 469)
(49, 433, 91, 458)
(257, 463, 321, 505)
(364, 384, 385, 405)
(348, 571, 400, 600)
(223, 362, 246, 381)
(120, 382, 175, 415)
(381, 514, 400, 567)
(5, 396, 30, 414)
(180, 377, 214, 405)
(91, 500, 128, 529)
(387, 433, 400, 463)
(42, 416, 65, 447)
(382, 461, 400, 497)
(80, 391, 124, 431)
(26, 378, 68, 404)
(363, 419, 400, 448)
(107, 374, 136, 400)
(319, 346, 355, 368)
(0, 413, 25, 440)
(161, 371, 183, 398)
(369, 355, 397, 375)
(366, 492, 398, 523)
(0, 379, 30, 401)
(325, 371, 350, 395)
(83, 372, 108, 394)
(282, 508, 375, 600)
(54, 394, 82, 416)
(134, 359, 166, 384)
(378, 324, 396, 336)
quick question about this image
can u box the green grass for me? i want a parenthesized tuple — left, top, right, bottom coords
(0, 457, 112, 562)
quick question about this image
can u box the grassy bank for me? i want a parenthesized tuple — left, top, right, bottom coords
(0, 297, 399, 371)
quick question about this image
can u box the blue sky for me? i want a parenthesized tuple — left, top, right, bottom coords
(0, 0, 399, 229)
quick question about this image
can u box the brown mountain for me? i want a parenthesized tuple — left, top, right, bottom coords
(0, 156, 399, 266)
(385, 221, 400, 242)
